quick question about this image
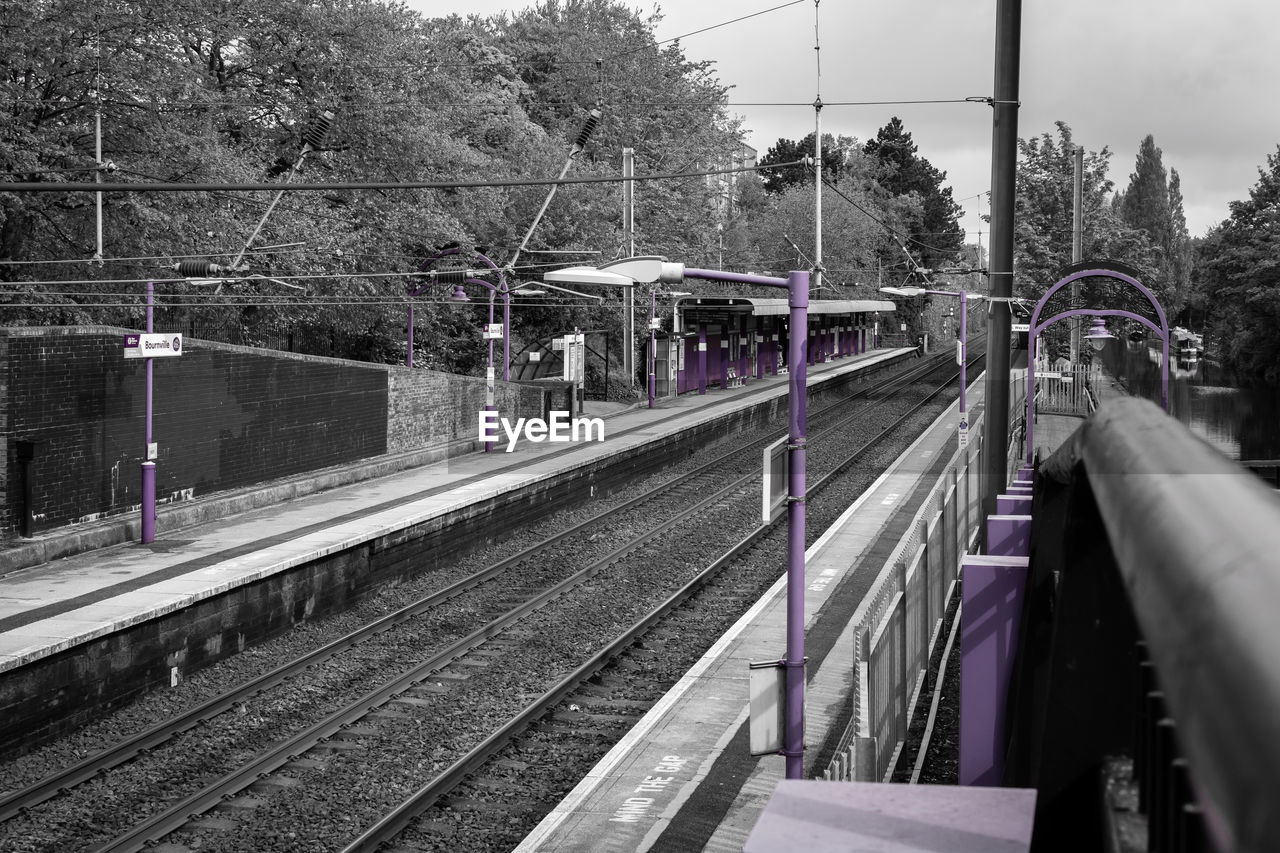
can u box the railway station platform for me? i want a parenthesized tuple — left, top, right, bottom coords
(515, 373, 991, 852)
(0, 346, 918, 753)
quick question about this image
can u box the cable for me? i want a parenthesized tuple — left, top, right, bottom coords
(818, 173, 963, 259)
(3, 159, 801, 195)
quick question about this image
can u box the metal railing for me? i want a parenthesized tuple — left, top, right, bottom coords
(822, 370, 1028, 783)
(1078, 398, 1280, 852)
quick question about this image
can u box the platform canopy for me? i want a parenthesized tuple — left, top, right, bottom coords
(677, 296, 896, 316)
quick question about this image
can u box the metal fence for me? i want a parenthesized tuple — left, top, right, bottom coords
(1034, 361, 1100, 416)
(824, 372, 1028, 783)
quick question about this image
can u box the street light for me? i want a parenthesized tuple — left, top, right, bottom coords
(1084, 317, 1115, 351)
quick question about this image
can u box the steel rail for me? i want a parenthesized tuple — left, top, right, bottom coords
(3, 347, 950, 832)
(341, 350, 983, 852)
(91, 351, 959, 851)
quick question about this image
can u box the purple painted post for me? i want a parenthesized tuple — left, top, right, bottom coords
(698, 325, 707, 395)
(406, 305, 414, 368)
(756, 329, 766, 379)
(141, 280, 156, 544)
(484, 289, 496, 453)
(503, 288, 511, 382)
(784, 269, 809, 780)
(739, 314, 750, 385)
(960, 554, 1030, 786)
(960, 291, 968, 417)
(720, 335, 729, 390)
(682, 267, 808, 778)
(648, 289, 657, 408)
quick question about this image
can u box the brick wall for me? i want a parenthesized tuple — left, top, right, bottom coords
(1, 328, 389, 534)
(385, 369, 562, 453)
(2, 327, 575, 538)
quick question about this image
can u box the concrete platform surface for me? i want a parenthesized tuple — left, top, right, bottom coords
(743, 781, 1036, 852)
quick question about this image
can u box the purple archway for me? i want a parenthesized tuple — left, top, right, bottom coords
(1025, 262, 1170, 464)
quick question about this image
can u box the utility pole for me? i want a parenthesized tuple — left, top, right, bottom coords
(812, 0, 824, 336)
(1069, 145, 1084, 362)
(622, 147, 635, 387)
(982, 0, 1021, 518)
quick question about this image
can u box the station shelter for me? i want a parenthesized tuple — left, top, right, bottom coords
(651, 297, 897, 397)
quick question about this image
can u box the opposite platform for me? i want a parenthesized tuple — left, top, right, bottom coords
(0, 348, 915, 679)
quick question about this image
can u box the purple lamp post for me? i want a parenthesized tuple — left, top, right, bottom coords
(1024, 263, 1169, 463)
(140, 280, 156, 543)
(411, 249, 519, 453)
(684, 266, 810, 779)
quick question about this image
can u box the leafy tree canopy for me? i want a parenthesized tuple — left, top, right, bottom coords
(1194, 146, 1280, 382)
(863, 117, 964, 270)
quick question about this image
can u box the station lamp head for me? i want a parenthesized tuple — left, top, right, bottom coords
(448, 283, 470, 303)
(1085, 317, 1116, 351)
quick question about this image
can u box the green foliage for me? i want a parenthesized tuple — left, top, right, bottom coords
(1013, 122, 1162, 309)
(863, 117, 964, 270)
(0, 0, 746, 393)
(1195, 146, 1280, 382)
(1116, 135, 1193, 315)
(756, 132, 851, 194)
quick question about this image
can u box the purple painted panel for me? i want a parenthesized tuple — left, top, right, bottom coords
(996, 494, 1032, 515)
(1016, 467, 1033, 482)
(987, 514, 1031, 557)
(960, 555, 1030, 787)
(745, 780, 1036, 852)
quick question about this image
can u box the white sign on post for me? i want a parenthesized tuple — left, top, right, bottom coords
(562, 333, 585, 383)
(124, 333, 183, 359)
(482, 323, 503, 341)
(958, 413, 970, 449)
(485, 366, 495, 406)
(762, 435, 789, 524)
(748, 660, 784, 755)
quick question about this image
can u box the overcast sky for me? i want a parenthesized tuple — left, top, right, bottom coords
(417, 0, 1280, 245)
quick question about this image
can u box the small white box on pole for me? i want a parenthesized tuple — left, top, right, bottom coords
(749, 660, 785, 755)
(762, 435, 789, 524)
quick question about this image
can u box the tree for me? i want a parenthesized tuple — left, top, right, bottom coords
(756, 132, 850, 194)
(1117, 134, 1191, 314)
(1013, 122, 1160, 304)
(1195, 146, 1280, 382)
(862, 117, 964, 270)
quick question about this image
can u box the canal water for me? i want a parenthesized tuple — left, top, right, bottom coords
(1100, 340, 1280, 461)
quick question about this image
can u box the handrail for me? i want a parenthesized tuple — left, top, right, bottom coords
(1078, 397, 1280, 852)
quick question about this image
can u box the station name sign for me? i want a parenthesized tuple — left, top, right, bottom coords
(123, 333, 184, 358)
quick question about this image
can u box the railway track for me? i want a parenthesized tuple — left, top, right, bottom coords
(0, 348, 980, 853)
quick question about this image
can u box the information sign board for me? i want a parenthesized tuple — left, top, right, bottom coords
(562, 333, 585, 383)
(124, 333, 183, 359)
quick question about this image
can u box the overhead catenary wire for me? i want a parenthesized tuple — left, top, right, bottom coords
(1, 159, 802, 195)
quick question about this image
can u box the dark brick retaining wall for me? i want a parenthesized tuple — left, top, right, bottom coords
(1, 327, 554, 537)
